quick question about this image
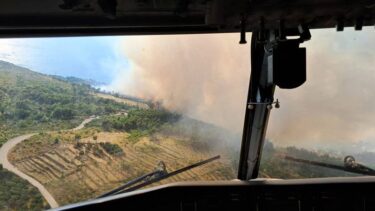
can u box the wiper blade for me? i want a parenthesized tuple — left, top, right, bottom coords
(284, 155, 375, 176)
(98, 162, 167, 198)
(98, 155, 220, 198)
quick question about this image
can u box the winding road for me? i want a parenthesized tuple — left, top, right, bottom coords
(0, 116, 97, 209)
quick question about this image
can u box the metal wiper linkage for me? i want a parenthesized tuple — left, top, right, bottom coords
(284, 155, 375, 176)
(98, 155, 221, 198)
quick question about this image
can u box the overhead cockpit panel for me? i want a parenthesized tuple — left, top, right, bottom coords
(0, 0, 373, 36)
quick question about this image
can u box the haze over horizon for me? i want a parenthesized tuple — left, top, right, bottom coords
(0, 28, 374, 151)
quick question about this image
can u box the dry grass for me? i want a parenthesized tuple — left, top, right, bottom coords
(9, 129, 235, 205)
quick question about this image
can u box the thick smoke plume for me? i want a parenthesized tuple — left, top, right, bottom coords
(268, 28, 375, 150)
(109, 28, 375, 151)
(110, 34, 250, 133)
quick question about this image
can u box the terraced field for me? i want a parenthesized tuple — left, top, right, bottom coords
(8, 129, 235, 205)
(94, 93, 149, 109)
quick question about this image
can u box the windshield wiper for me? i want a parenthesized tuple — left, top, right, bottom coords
(284, 155, 375, 176)
(98, 155, 221, 198)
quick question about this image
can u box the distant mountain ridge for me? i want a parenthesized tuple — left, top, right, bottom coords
(50, 75, 105, 87)
(0, 60, 105, 87)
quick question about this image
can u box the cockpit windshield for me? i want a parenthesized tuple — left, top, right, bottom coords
(0, 28, 374, 210)
(0, 34, 248, 209)
(261, 27, 375, 179)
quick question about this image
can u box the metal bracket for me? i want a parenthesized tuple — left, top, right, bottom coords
(248, 99, 280, 110)
(239, 15, 247, 44)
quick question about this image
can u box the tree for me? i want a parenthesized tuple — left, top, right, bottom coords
(51, 106, 74, 120)
(102, 120, 112, 131)
(74, 134, 81, 146)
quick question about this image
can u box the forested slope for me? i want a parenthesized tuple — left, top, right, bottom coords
(0, 60, 133, 146)
(0, 60, 138, 210)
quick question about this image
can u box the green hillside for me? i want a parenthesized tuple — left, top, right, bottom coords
(0, 60, 139, 210)
(0, 165, 49, 211)
(0, 60, 134, 146)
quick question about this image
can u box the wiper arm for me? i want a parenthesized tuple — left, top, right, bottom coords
(98, 161, 168, 198)
(98, 155, 220, 198)
(284, 155, 375, 176)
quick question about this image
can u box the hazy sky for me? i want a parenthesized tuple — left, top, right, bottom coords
(0, 36, 127, 83)
(268, 27, 375, 151)
(0, 28, 374, 151)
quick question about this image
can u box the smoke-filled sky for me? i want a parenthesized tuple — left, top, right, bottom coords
(109, 33, 250, 134)
(0, 28, 374, 151)
(268, 27, 375, 152)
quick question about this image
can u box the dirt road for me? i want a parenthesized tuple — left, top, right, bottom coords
(0, 116, 97, 209)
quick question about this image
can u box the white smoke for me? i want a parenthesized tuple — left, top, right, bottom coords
(107, 28, 375, 151)
(109, 33, 251, 133)
(268, 27, 375, 150)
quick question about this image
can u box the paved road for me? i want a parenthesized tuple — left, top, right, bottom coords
(0, 116, 96, 209)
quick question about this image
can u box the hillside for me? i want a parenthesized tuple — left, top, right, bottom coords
(0, 60, 237, 207)
(0, 60, 142, 210)
(259, 141, 366, 178)
(0, 60, 140, 146)
(9, 129, 235, 205)
(9, 109, 237, 205)
(0, 165, 49, 210)
(1, 60, 373, 209)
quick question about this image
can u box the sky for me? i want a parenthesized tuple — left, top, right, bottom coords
(0, 36, 127, 84)
(0, 28, 374, 152)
